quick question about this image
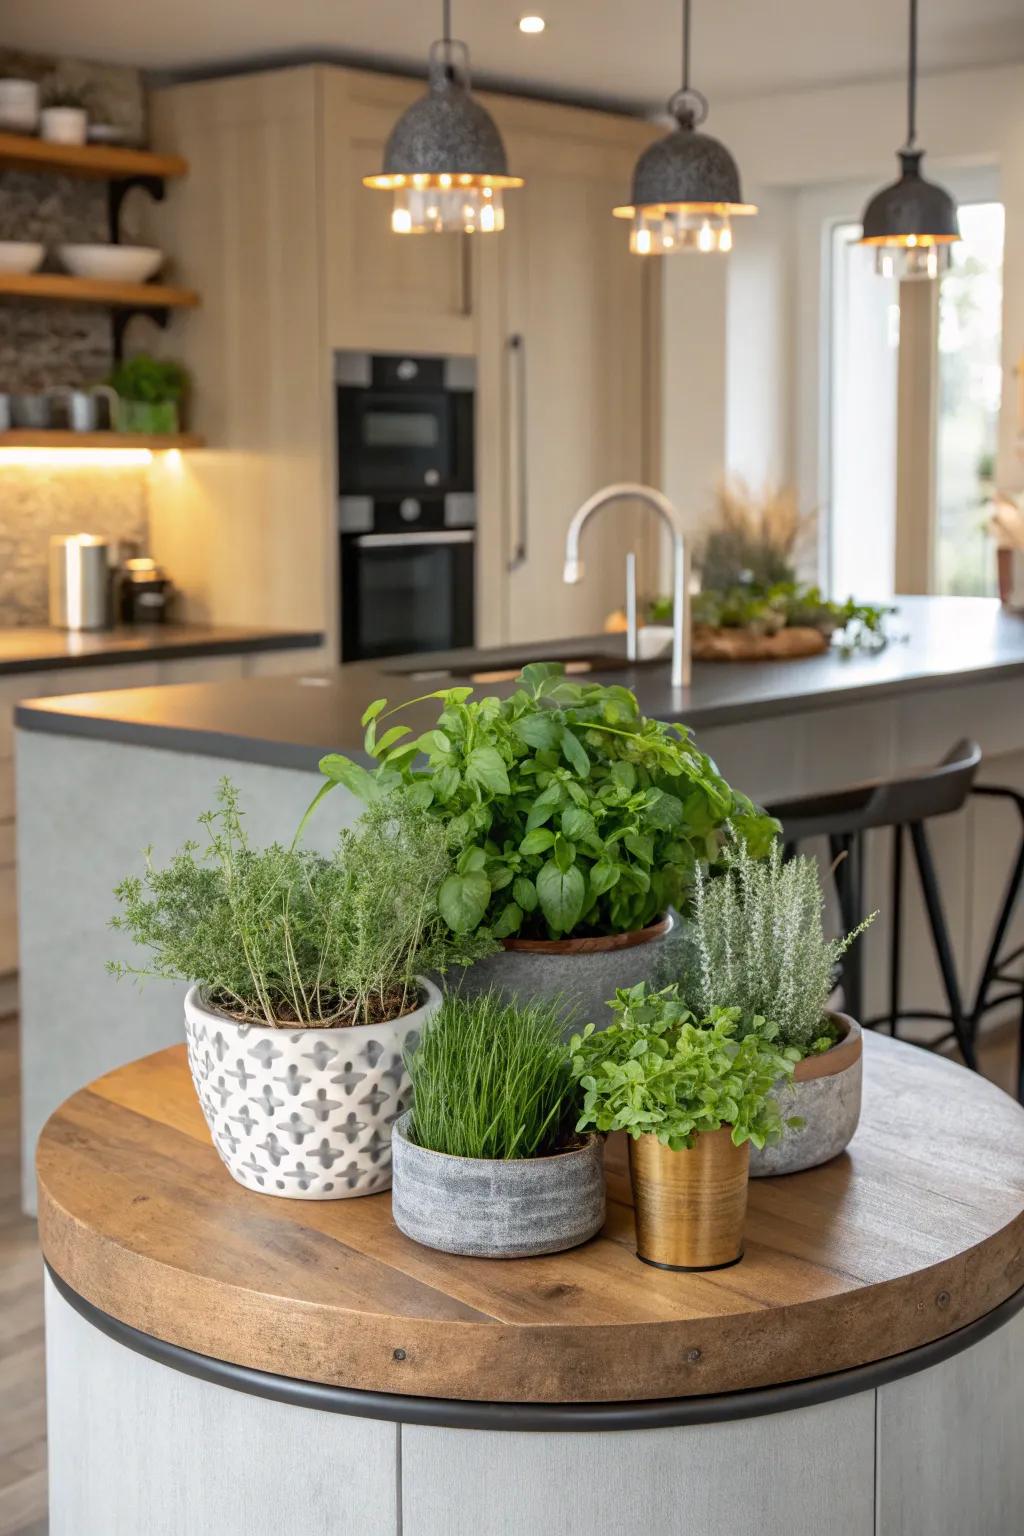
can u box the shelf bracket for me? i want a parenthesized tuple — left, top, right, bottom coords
(111, 306, 170, 362)
(107, 175, 166, 245)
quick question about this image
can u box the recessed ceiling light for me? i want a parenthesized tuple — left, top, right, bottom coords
(518, 15, 546, 34)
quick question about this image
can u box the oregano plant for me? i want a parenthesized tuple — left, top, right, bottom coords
(300, 663, 778, 941)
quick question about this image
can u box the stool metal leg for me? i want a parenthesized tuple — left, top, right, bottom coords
(909, 820, 976, 1070)
(889, 823, 903, 1039)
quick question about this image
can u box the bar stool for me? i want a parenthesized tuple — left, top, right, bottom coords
(968, 784, 1024, 1101)
(768, 740, 983, 1071)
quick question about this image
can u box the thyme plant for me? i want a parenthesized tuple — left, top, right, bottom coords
(406, 990, 575, 1160)
(110, 780, 489, 1028)
(681, 839, 876, 1055)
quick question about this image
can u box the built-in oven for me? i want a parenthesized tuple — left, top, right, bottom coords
(337, 352, 476, 662)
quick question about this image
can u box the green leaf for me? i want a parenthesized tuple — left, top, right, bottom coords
(561, 806, 596, 842)
(406, 780, 434, 809)
(560, 728, 590, 777)
(360, 698, 387, 728)
(317, 754, 379, 801)
(519, 827, 555, 856)
(458, 846, 487, 875)
(610, 760, 636, 793)
(515, 713, 561, 751)
(588, 858, 620, 896)
(520, 662, 568, 696)
(438, 870, 490, 933)
(513, 875, 538, 912)
(553, 833, 576, 873)
(536, 860, 586, 934)
(492, 902, 523, 938)
(465, 746, 510, 797)
(433, 764, 461, 802)
(371, 724, 411, 757)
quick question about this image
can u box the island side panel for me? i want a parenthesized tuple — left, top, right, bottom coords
(400, 1393, 875, 1536)
(16, 729, 361, 1213)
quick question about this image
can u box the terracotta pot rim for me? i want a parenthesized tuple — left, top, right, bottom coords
(501, 912, 674, 955)
(185, 977, 440, 1033)
(393, 1111, 600, 1166)
(791, 1012, 862, 1082)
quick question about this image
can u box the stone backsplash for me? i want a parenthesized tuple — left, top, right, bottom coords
(0, 49, 146, 392)
(0, 463, 148, 625)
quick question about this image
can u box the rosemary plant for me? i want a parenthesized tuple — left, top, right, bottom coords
(109, 779, 490, 1028)
(406, 990, 575, 1160)
(680, 839, 876, 1055)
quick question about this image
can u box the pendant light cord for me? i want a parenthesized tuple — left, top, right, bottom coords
(681, 0, 691, 92)
(443, 0, 452, 47)
(905, 0, 918, 150)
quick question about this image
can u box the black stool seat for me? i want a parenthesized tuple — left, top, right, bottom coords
(769, 740, 983, 1073)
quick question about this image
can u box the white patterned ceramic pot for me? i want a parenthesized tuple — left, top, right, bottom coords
(749, 1014, 863, 1177)
(183, 978, 441, 1200)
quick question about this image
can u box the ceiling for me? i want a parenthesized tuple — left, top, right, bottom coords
(6, 0, 1024, 113)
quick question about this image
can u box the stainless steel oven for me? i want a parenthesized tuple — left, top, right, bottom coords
(337, 352, 476, 661)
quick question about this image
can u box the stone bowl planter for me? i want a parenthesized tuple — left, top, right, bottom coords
(390, 1112, 606, 1258)
(451, 914, 675, 1029)
(183, 978, 441, 1200)
(749, 1013, 863, 1177)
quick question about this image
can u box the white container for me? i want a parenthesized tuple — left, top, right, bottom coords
(0, 241, 45, 275)
(184, 978, 441, 1200)
(58, 243, 163, 283)
(0, 79, 40, 133)
(40, 106, 88, 145)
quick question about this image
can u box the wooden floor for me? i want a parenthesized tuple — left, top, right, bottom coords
(0, 1012, 1020, 1536)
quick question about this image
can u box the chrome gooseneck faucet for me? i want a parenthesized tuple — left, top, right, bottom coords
(563, 482, 692, 688)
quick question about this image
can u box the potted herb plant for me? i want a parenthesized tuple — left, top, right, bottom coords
(680, 839, 876, 1175)
(391, 990, 604, 1257)
(108, 353, 188, 435)
(110, 781, 489, 1200)
(39, 80, 89, 145)
(570, 984, 797, 1270)
(306, 662, 777, 1024)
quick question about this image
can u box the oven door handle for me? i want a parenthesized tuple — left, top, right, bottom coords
(353, 530, 475, 548)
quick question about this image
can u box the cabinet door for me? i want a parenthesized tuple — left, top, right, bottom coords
(476, 103, 659, 647)
(321, 67, 476, 356)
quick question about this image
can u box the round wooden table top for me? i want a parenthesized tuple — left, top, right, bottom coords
(37, 1032, 1024, 1405)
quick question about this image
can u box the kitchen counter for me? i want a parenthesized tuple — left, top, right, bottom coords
(12, 595, 1024, 769)
(36, 1033, 1024, 1534)
(0, 621, 324, 676)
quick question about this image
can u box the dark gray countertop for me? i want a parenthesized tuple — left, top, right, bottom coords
(14, 596, 1024, 772)
(0, 623, 323, 677)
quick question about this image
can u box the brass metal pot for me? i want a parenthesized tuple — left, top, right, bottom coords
(628, 1127, 749, 1271)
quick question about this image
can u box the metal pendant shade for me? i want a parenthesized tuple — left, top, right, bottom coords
(363, 2, 522, 235)
(615, 0, 755, 254)
(859, 0, 958, 278)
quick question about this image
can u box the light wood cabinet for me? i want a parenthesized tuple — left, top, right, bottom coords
(321, 68, 477, 357)
(473, 96, 660, 647)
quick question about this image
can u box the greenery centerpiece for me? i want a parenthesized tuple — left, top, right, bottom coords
(302, 662, 778, 1019)
(110, 780, 491, 1201)
(391, 990, 605, 1257)
(570, 983, 798, 1269)
(109, 353, 189, 436)
(677, 839, 876, 1175)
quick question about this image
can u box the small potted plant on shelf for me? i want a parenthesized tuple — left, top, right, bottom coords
(305, 662, 778, 1024)
(110, 781, 490, 1200)
(391, 989, 604, 1257)
(108, 354, 188, 436)
(679, 839, 876, 1176)
(570, 984, 798, 1270)
(39, 79, 89, 145)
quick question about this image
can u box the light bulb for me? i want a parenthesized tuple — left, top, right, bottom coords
(518, 15, 546, 33)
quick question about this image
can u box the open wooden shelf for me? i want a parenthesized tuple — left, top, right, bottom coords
(0, 430, 204, 450)
(0, 272, 199, 309)
(0, 130, 187, 181)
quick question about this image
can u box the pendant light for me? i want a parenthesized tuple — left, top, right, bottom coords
(613, 0, 756, 255)
(363, 0, 523, 235)
(859, 0, 958, 280)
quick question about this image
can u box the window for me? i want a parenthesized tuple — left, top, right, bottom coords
(935, 202, 1005, 595)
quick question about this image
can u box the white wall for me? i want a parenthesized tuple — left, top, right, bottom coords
(669, 61, 1024, 538)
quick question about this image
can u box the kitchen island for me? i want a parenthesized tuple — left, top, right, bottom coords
(15, 595, 1024, 1207)
(37, 1031, 1024, 1535)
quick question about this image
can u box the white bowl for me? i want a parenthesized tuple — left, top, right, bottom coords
(57, 244, 164, 283)
(0, 241, 45, 275)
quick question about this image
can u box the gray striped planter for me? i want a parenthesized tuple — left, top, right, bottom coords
(390, 1112, 606, 1258)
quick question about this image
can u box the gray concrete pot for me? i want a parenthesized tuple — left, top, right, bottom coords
(451, 914, 675, 1030)
(749, 1013, 863, 1177)
(390, 1112, 606, 1258)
